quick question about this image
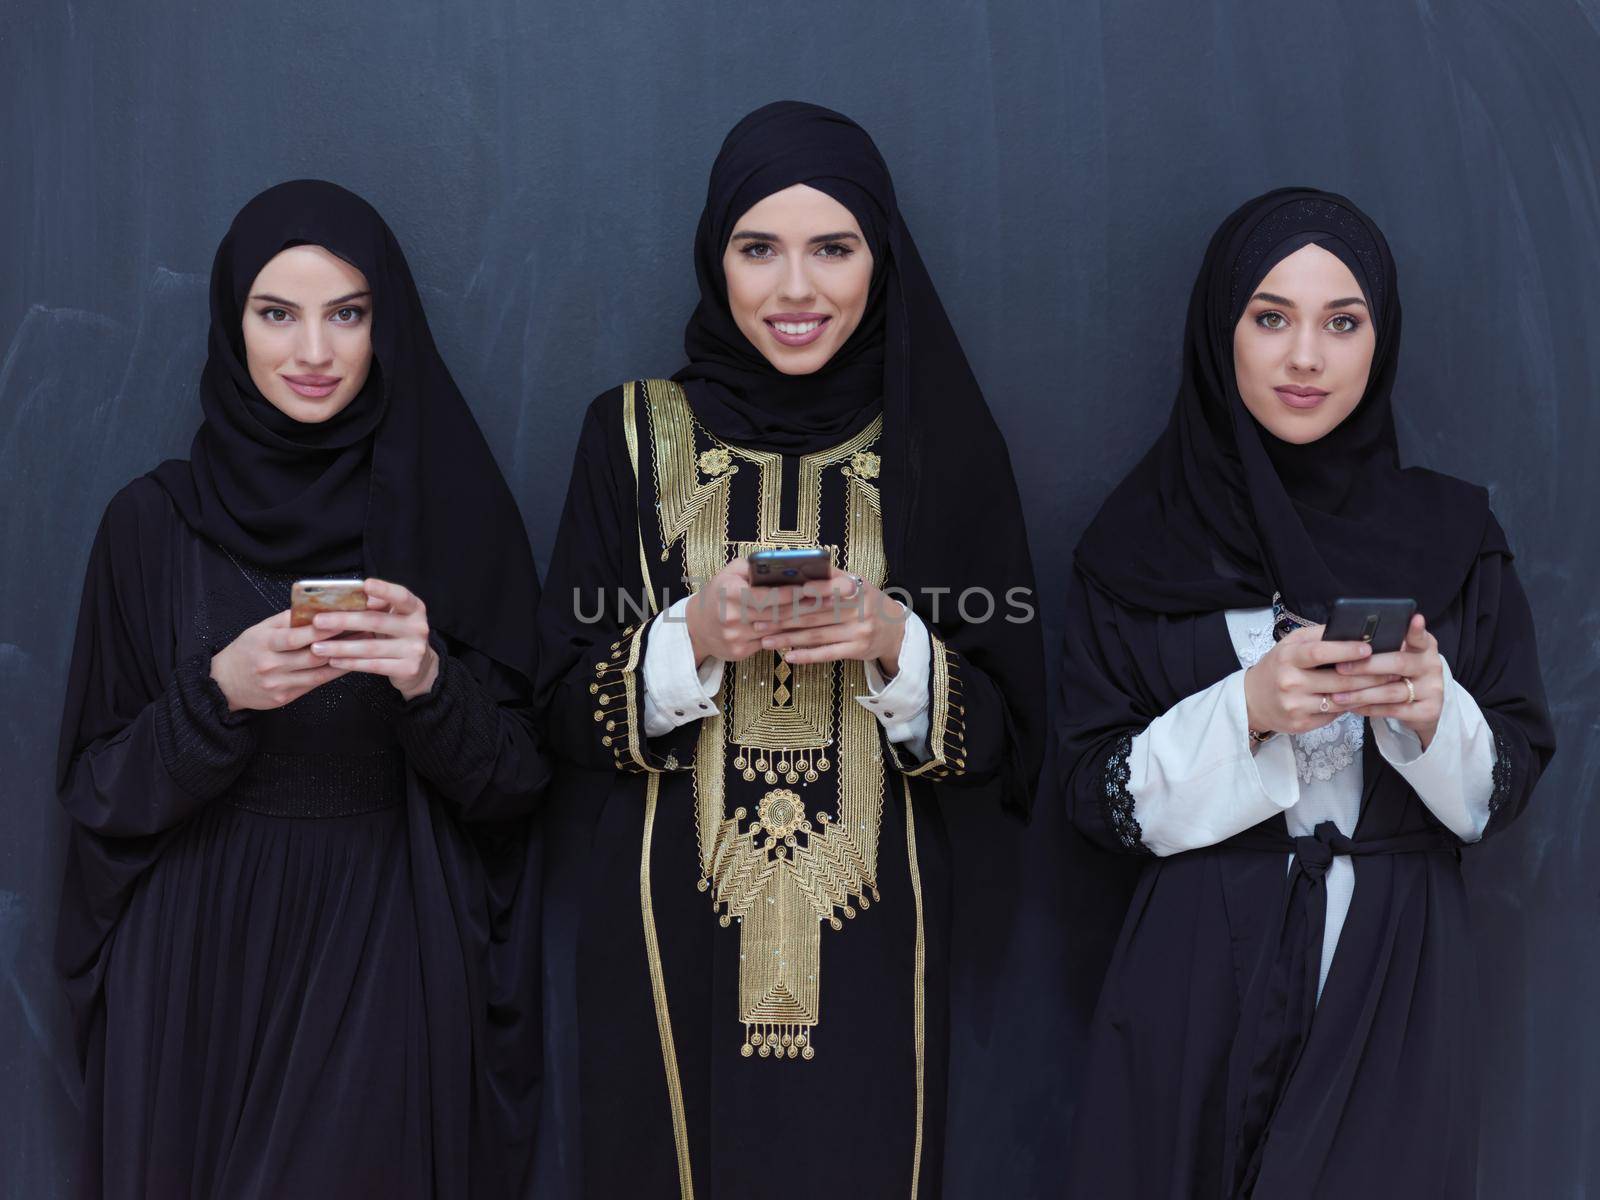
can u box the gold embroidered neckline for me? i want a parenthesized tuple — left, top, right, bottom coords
(645, 381, 887, 1060)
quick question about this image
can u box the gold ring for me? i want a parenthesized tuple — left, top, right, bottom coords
(1319, 695, 1331, 714)
(1404, 678, 1416, 704)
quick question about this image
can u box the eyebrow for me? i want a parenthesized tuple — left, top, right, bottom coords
(1250, 291, 1368, 310)
(728, 230, 863, 245)
(249, 290, 372, 309)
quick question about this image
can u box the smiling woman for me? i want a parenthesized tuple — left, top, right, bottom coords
(722, 184, 875, 373)
(535, 101, 1046, 1199)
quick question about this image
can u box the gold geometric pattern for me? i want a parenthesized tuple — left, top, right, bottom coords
(884, 635, 968, 781)
(757, 788, 806, 839)
(642, 379, 887, 1060)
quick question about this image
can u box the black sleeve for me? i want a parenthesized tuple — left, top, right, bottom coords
(57, 481, 257, 839)
(535, 390, 698, 776)
(388, 635, 554, 821)
(1055, 570, 1158, 857)
(882, 632, 1010, 791)
(1450, 546, 1556, 839)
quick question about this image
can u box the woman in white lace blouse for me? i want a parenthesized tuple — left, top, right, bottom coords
(1058, 189, 1554, 1198)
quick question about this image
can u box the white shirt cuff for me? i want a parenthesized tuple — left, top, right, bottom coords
(1129, 668, 1300, 856)
(1370, 657, 1496, 842)
(856, 608, 932, 759)
(641, 596, 724, 738)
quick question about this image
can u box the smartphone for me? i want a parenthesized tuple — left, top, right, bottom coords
(1321, 597, 1417, 654)
(747, 547, 832, 586)
(290, 579, 368, 627)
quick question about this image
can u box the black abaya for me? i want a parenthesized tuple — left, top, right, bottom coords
(57, 181, 549, 1199)
(1060, 189, 1557, 1197)
(536, 103, 1044, 1199)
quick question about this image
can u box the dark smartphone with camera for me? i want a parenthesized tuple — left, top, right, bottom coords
(747, 547, 832, 586)
(1321, 597, 1417, 654)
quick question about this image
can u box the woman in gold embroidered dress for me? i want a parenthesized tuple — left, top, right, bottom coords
(536, 102, 1045, 1199)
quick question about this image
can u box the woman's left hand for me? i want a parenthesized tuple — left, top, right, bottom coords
(753, 565, 909, 675)
(309, 577, 440, 700)
(1332, 613, 1444, 749)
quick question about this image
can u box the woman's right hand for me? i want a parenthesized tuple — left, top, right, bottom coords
(686, 557, 814, 665)
(1243, 625, 1396, 735)
(210, 610, 345, 713)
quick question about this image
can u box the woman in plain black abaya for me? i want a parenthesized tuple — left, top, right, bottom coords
(1060, 188, 1555, 1197)
(536, 102, 1045, 1198)
(56, 180, 550, 1199)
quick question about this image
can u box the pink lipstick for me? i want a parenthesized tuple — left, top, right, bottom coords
(1275, 385, 1329, 410)
(764, 312, 830, 348)
(282, 374, 342, 399)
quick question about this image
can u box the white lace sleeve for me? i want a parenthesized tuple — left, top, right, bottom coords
(1125, 668, 1300, 856)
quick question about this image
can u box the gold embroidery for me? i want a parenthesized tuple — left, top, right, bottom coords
(903, 776, 927, 1200)
(724, 420, 881, 545)
(592, 622, 671, 774)
(640, 773, 695, 1198)
(623, 381, 663, 611)
(698, 446, 733, 477)
(889, 635, 968, 781)
(624, 387, 694, 1198)
(649, 379, 734, 572)
(643, 379, 888, 1058)
(728, 541, 837, 787)
(847, 449, 881, 480)
(757, 788, 805, 839)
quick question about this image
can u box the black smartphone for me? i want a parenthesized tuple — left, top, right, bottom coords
(1321, 597, 1417, 654)
(747, 547, 832, 586)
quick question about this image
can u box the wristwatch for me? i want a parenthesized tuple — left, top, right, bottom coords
(1248, 727, 1277, 746)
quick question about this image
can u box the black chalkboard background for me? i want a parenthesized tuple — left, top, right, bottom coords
(4, 3, 1596, 1195)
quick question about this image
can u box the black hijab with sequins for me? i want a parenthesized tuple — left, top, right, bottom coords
(1075, 187, 1489, 623)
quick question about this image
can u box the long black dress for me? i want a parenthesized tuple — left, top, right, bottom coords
(539, 381, 1036, 1198)
(57, 478, 549, 1199)
(1060, 189, 1559, 1197)
(1061, 532, 1553, 1196)
(537, 103, 1044, 1199)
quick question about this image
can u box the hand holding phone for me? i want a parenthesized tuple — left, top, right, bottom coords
(749, 561, 906, 672)
(686, 557, 789, 664)
(1331, 611, 1444, 748)
(305, 577, 440, 700)
(1320, 597, 1417, 655)
(1243, 625, 1377, 737)
(685, 549, 837, 663)
(210, 610, 344, 712)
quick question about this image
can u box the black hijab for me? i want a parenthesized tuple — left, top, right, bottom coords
(1074, 187, 1489, 623)
(674, 103, 888, 452)
(151, 180, 540, 684)
(675, 101, 1046, 815)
